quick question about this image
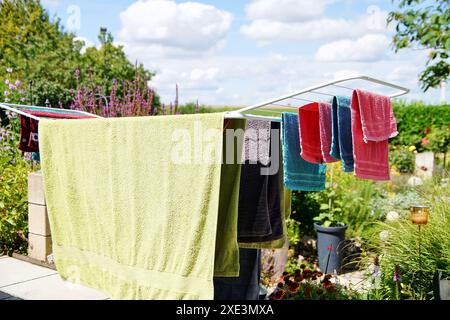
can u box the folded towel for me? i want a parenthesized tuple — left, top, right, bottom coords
(39, 113, 225, 300)
(213, 248, 261, 300)
(238, 188, 291, 250)
(282, 112, 326, 191)
(18, 116, 39, 153)
(239, 144, 292, 250)
(318, 102, 339, 163)
(215, 119, 246, 277)
(353, 89, 398, 142)
(241, 120, 271, 166)
(25, 110, 96, 119)
(351, 90, 398, 181)
(331, 96, 354, 172)
(238, 122, 283, 243)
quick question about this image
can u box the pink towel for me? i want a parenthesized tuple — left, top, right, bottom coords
(299, 102, 338, 164)
(351, 89, 398, 181)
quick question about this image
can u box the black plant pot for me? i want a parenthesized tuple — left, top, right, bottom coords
(314, 222, 347, 275)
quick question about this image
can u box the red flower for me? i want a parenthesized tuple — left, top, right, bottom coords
(423, 128, 431, 135)
(271, 289, 286, 300)
(421, 137, 429, 146)
(302, 269, 313, 279)
(277, 282, 285, 289)
(294, 275, 304, 283)
(327, 245, 333, 252)
(288, 282, 300, 294)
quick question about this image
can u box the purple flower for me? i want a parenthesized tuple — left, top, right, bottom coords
(393, 265, 401, 283)
(4, 91, 10, 96)
(20, 97, 26, 102)
(75, 68, 80, 81)
(19, 89, 25, 95)
(9, 84, 16, 90)
(5, 79, 10, 85)
(15, 80, 21, 87)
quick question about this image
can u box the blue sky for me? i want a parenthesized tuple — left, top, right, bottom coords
(42, 0, 448, 106)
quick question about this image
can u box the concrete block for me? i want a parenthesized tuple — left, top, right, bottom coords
(28, 233, 52, 262)
(28, 204, 51, 237)
(415, 152, 434, 180)
(28, 171, 45, 205)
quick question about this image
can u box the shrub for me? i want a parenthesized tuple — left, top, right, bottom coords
(0, 156, 30, 255)
(363, 180, 450, 300)
(392, 102, 450, 151)
(291, 164, 384, 239)
(389, 145, 416, 174)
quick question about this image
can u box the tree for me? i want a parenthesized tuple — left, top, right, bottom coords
(388, 0, 450, 91)
(0, 0, 154, 107)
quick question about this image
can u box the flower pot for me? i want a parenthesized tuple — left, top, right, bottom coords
(314, 222, 347, 275)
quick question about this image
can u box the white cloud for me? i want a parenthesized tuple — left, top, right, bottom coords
(245, 0, 334, 22)
(315, 34, 391, 62)
(41, 0, 59, 7)
(117, 0, 233, 56)
(241, 11, 390, 45)
(74, 36, 95, 54)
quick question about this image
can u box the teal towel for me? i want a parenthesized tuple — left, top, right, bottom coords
(330, 96, 354, 172)
(282, 112, 326, 191)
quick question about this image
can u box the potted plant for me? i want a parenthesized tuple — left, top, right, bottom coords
(313, 212, 347, 275)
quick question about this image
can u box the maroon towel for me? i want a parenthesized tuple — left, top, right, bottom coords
(24, 110, 96, 119)
(299, 102, 338, 164)
(18, 116, 39, 153)
(351, 89, 398, 181)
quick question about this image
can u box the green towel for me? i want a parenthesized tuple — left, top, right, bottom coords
(39, 113, 225, 300)
(214, 119, 246, 277)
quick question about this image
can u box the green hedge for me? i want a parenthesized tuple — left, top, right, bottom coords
(392, 102, 450, 150)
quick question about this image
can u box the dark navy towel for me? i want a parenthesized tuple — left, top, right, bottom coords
(331, 96, 354, 172)
(213, 248, 261, 300)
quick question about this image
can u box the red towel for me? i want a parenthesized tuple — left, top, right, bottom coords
(351, 89, 398, 181)
(18, 116, 39, 153)
(24, 110, 96, 119)
(298, 102, 338, 164)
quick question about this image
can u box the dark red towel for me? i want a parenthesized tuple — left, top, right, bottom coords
(24, 110, 96, 119)
(18, 116, 39, 153)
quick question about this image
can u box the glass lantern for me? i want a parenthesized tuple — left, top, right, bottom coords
(410, 205, 429, 225)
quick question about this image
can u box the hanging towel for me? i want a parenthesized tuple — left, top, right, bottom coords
(331, 96, 354, 172)
(18, 116, 39, 153)
(215, 119, 246, 277)
(351, 89, 398, 181)
(241, 120, 271, 166)
(318, 102, 339, 163)
(213, 248, 261, 300)
(238, 122, 283, 244)
(298, 103, 338, 164)
(282, 112, 326, 191)
(24, 110, 96, 119)
(39, 113, 225, 300)
(239, 132, 292, 250)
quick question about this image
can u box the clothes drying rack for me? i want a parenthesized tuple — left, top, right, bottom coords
(224, 74, 410, 122)
(0, 75, 409, 122)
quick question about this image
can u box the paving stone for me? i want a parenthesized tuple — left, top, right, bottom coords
(1, 274, 108, 300)
(0, 257, 56, 288)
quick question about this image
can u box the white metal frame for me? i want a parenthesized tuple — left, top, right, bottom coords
(0, 102, 103, 120)
(225, 75, 410, 121)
